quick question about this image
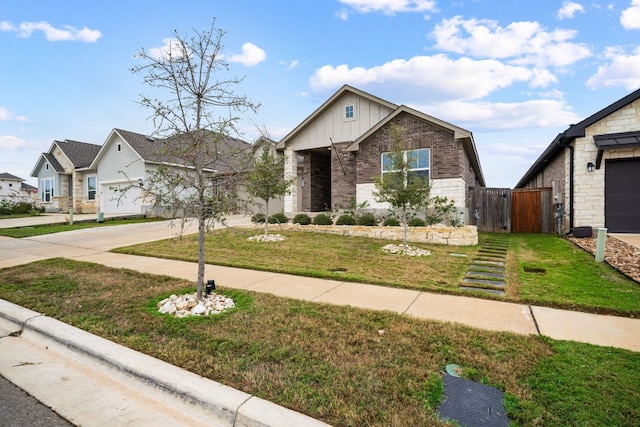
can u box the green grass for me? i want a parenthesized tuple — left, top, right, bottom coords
(0, 258, 638, 426)
(112, 228, 640, 316)
(0, 216, 163, 238)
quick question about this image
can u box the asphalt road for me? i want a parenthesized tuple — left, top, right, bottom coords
(0, 374, 73, 427)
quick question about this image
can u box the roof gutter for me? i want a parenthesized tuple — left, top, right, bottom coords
(557, 135, 574, 231)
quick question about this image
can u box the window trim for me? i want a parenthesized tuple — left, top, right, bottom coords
(381, 148, 431, 183)
(87, 175, 97, 200)
(41, 178, 54, 202)
(345, 104, 355, 121)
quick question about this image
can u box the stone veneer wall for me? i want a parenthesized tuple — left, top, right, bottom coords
(571, 98, 640, 228)
(240, 223, 478, 246)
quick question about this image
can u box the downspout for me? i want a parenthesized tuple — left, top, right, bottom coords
(558, 137, 574, 231)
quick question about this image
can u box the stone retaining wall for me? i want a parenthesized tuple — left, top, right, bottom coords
(240, 224, 478, 246)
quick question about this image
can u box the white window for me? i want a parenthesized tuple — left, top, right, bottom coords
(41, 178, 54, 202)
(382, 148, 430, 183)
(87, 176, 97, 200)
(345, 104, 354, 120)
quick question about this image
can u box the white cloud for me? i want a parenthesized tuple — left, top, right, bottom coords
(338, 0, 436, 15)
(586, 46, 640, 89)
(417, 99, 582, 130)
(621, 0, 640, 29)
(431, 16, 591, 68)
(310, 54, 545, 101)
(0, 135, 27, 150)
(280, 59, 299, 70)
(0, 20, 101, 42)
(228, 43, 266, 67)
(557, 1, 585, 19)
(147, 38, 187, 60)
(0, 107, 28, 122)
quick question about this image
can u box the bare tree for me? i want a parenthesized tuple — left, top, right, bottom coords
(131, 19, 258, 299)
(372, 125, 431, 246)
(245, 135, 295, 236)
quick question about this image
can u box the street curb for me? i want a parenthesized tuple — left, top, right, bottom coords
(0, 299, 331, 427)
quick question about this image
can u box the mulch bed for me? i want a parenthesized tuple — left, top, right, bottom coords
(567, 235, 640, 284)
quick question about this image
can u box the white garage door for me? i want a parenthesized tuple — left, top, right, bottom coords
(101, 182, 142, 214)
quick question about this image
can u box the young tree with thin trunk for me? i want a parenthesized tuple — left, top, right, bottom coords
(373, 125, 431, 246)
(131, 19, 258, 300)
(245, 137, 295, 236)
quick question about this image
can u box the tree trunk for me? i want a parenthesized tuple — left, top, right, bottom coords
(264, 198, 269, 236)
(402, 206, 408, 247)
(196, 195, 206, 300)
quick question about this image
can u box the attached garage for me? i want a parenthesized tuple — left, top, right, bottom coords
(605, 158, 640, 233)
(100, 182, 142, 214)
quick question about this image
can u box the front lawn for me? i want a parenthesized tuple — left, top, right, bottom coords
(112, 228, 640, 316)
(0, 259, 638, 426)
(0, 217, 163, 238)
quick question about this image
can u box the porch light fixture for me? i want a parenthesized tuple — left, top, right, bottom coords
(137, 178, 144, 188)
(587, 162, 595, 173)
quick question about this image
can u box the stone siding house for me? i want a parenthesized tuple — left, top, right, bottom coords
(276, 85, 485, 223)
(516, 88, 640, 233)
(30, 140, 101, 213)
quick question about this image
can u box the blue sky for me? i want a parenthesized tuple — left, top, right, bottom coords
(2, 0, 639, 187)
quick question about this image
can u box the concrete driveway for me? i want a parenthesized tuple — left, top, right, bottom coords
(610, 233, 640, 249)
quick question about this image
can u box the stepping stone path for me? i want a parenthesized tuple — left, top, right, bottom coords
(459, 235, 509, 296)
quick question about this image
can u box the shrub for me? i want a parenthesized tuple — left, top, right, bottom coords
(408, 217, 426, 227)
(251, 213, 266, 223)
(382, 217, 400, 226)
(293, 213, 312, 225)
(335, 214, 356, 225)
(312, 213, 333, 225)
(357, 212, 377, 226)
(268, 212, 289, 224)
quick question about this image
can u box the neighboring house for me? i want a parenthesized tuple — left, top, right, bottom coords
(89, 128, 254, 215)
(30, 140, 101, 213)
(276, 85, 485, 223)
(516, 88, 640, 233)
(0, 173, 37, 202)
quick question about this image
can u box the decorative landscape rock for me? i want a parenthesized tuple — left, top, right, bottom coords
(247, 234, 286, 242)
(381, 244, 431, 257)
(157, 292, 235, 318)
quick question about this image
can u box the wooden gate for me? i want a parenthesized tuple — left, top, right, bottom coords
(470, 188, 512, 233)
(470, 187, 554, 233)
(511, 188, 554, 233)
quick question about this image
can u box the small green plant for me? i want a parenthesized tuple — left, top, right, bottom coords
(293, 213, 312, 225)
(382, 217, 401, 226)
(268, 212, 289, 224)
(251, 213, 266, 223)
(312, 213, 333, 225)
(357, 212, 377, 226)
(335, 214, 356, 225)
(408, 217, 426, 227)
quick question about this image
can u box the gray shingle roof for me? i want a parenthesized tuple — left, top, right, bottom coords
(115, 129, 252, 173)
(55, 140, 101, 169)
(42, 153, 65, 172)
(0, 172, 23, 181)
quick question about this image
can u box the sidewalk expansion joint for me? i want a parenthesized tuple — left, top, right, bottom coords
(528, 305, 541, 335)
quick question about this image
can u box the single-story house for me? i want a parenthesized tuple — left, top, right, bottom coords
(30, 140, 101, 213)
(276, 85, 485, 223)
(0, 173, 37, 202)
(88, 128, 257, 215)
(516, 88, 640, 233)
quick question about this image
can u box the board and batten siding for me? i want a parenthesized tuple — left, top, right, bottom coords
(287, 93, 394, 150)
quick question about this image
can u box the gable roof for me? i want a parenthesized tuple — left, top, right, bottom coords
(516, 88, 640, 188)
(0, 172, 24, 181)
(21, 182, 37, 192)
(276, 85, 398, 150)
(346, 104, 485, 186)
(91, 128, 252, 174)
(54, 140, 101, 169)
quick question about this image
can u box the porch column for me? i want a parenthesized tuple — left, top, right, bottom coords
(283, 148, 297, 214)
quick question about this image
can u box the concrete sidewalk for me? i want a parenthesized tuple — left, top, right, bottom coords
(1, 216, 639, 426)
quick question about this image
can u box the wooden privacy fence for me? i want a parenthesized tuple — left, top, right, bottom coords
(470, 187, 555, 233)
